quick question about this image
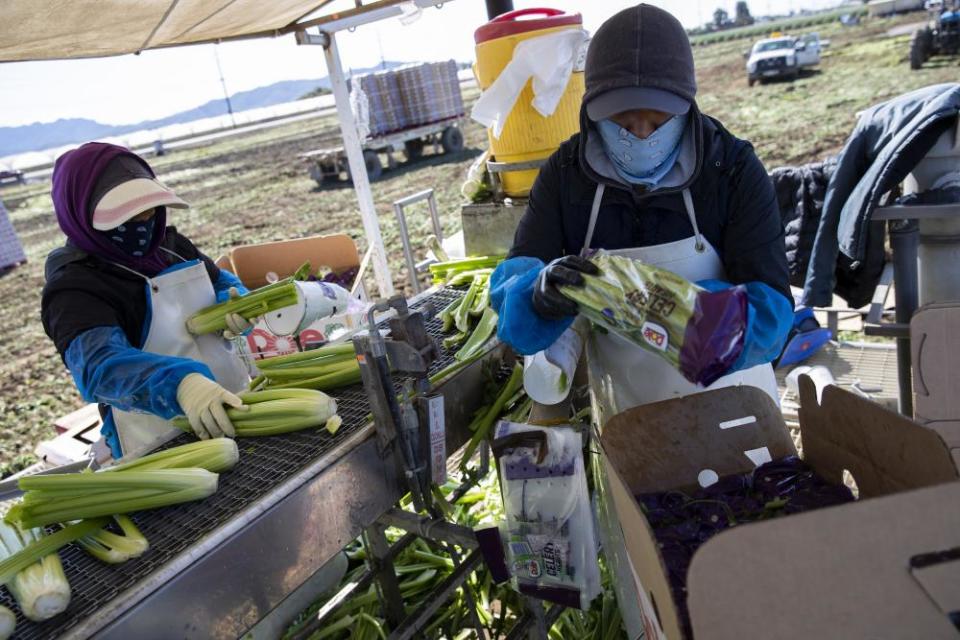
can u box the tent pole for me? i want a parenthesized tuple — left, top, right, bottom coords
(322, 31, 394, 298)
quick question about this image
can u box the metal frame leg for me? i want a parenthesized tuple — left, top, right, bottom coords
(889, 219, 919, 417)
(393, 188, 444, 294)
(363, 522, 406, 627)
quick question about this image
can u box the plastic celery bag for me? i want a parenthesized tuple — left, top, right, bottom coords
(558, 251, 748, 387)
(487, 421, 601, 610)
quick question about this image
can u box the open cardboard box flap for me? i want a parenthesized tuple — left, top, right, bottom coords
(687, 481, 960, 639)
(599, 380, 960, 640)
(228, 234, 360, 289)
(798, 375, 959, 497)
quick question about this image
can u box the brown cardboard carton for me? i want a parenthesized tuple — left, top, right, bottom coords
(222, 234, 363, 358)
(227, 234, 360, 289)
(911, 303, 960, 469)
(598, 378, 960, 639)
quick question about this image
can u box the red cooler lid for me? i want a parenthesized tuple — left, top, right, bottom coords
(474, 8, 582, 44)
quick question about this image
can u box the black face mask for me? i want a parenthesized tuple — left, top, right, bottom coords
(101, 215, 157, 257)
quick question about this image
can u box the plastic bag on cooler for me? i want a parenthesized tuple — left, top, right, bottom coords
(471, 29, 588, 139)
(487, 421, 601, 609)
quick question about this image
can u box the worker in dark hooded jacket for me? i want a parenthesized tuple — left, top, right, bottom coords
(42, 143, 253, 460)
(490, 4, 793, 410)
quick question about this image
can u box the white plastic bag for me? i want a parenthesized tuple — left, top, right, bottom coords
(491, 421, 602, 609)
(471, 29, 588, 139)
(349, 83, 371, 142)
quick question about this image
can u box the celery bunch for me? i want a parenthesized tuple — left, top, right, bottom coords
(251, 342, 361, 392)
(6, 469, 219, 529)
(107, 438, 239, 474)
(0, 519, 71, 621)
(186, 277, 300, 335)
(428, 256, 503, 285)
(439, 272, 499, 362)
(173, 388, 340, 436)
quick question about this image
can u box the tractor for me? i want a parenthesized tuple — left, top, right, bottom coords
(910, 1, 960, 69)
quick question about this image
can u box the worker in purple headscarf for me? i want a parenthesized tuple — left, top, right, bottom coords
(41, 142, 253, 460)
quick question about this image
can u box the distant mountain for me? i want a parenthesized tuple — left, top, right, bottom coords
(0, 61, 409, 157)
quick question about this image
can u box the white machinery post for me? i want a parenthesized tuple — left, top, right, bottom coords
(322, 31, 394, 298)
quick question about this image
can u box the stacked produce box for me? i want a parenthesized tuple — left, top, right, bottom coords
(396, 60, 464, 127)
(354, 60, 462, 137)
(0, 198, 25, 271)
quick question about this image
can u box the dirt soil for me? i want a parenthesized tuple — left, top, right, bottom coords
(1, 12, 957, 469)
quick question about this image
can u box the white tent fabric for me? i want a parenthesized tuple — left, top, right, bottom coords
(0, 0, 338, 61)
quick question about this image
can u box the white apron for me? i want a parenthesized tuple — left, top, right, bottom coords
(582, 184, 778, 419)
(585, 184, 778, 639)
(112, 250, 249, 460)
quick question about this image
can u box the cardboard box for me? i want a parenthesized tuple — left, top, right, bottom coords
(911, 303, 960, 468)
(222, 234, 364, 359)
(598, 377, 960, 640)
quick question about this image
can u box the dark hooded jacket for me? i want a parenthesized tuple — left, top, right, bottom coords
(508, 4, 791, 304)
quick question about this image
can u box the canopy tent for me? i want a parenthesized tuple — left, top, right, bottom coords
(0, 0, 459, 296)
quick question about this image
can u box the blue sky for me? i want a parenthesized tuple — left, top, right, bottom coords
(0, 0, 844, 127)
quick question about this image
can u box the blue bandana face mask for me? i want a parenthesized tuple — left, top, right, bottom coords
(597, 113, 687, 186)
(102, 216, 156, 257)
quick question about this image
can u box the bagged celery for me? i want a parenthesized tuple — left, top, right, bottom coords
(558, 251, 748, 386)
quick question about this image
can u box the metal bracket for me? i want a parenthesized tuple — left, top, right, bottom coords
(354, 296, 439, 511)
(393, 189, 444, 294)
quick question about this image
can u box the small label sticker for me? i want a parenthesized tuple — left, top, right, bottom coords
(641, 321, 669, 351)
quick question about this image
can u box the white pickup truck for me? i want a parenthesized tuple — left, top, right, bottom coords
(745, 33, 825, 86)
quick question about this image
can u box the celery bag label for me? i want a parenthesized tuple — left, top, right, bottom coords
(641, 321, 669, 351)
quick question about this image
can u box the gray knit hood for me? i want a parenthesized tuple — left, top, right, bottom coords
(579, 4, 703, 193)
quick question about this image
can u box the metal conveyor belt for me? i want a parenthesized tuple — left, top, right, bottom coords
(1, 288, 464, 640)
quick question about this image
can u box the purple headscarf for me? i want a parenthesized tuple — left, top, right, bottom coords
(51, 142, 169, 276)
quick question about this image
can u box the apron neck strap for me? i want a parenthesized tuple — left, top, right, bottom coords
(159, 246, 189, 262)
(109, 261, 150, 282)
(582, 184, 705, 255)
(108, 248, 188, 284)
(681, 189, 706, 253)
(580, 183, 606, 256)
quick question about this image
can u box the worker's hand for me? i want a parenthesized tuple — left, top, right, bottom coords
(176, 373, 246, 440)
(531, 255, 599, 320)
(222, 288, 253, 339)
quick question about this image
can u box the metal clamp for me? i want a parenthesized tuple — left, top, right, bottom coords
(486, 157, 547, 201)
(393, 189, 443, 294)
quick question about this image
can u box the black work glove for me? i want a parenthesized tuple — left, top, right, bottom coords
(532, 255, 599, 320)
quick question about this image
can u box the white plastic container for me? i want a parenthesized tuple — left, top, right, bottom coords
(263, 281, 351, 336)
(522, 320, 585, 405)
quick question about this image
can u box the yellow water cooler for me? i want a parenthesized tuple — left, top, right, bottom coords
(474, 8, 585, 198)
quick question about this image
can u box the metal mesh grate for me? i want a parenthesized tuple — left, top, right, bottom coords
(2, 288, 465, 640)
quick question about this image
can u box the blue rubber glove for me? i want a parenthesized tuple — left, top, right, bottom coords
(698, 279, 793, 372)
(213, 269, 248, 303)
(491, 257, 575, 355)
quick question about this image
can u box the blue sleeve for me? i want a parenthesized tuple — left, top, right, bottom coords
(65, 326, 213, 419)
(214, 269, 249, 303)
(490, 257, 574, 356)
(698, 279, 793, 372)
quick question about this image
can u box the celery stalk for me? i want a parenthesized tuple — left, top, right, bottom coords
(455, 307, 498, 362)
(77, 515, 149, 564)
(0, 605, 13, 640)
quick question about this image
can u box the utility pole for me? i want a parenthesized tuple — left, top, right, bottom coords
(213, 45, 236, 128)
(484, 0, 513, 19)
